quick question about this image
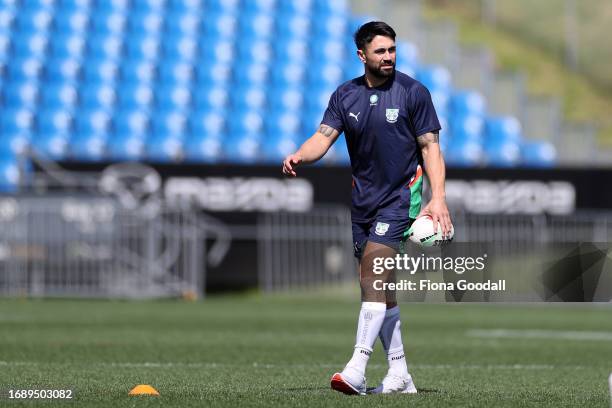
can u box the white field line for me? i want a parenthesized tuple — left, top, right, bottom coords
(0, 361, 592, 370)
(467, 329, 612, 341)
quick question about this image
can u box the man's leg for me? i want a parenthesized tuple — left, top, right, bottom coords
(331, 241, 396, 395)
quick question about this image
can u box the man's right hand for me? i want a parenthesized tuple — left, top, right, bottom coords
(282, 154, 302, 177)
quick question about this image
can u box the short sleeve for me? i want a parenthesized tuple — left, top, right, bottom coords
(408, 84, 441, 137)
(321, 89, 344, 134)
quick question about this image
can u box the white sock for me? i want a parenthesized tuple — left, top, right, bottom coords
(378, 306, 409, 377)
(345, 302, 387, 377)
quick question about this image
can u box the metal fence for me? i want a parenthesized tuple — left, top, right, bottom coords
(0, 196, 206, 298)
(257, 205, 612, 292)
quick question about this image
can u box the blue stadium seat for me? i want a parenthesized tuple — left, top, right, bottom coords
(125, 35, 160, 61)
(0, 8, 16, 32)
(36, 109, 73, 134)
(127, 12, 163, 36)
(430, 90, 450, 116)
(119, 59, 155, 83)
(86, 33, 123, 60)
(0, 32, 10, 62)
(0, 109, 34, 133)
(416, 65, 452, 92)
(276, 15, 310, 39)
(449, 115, 484, 142)
(207, 0, 241, 15)
(81, 58, 119, 84)
(343, 60, 364, 82)
(232, 62, 269, 86)
(58, 0, 93, 9)
(312, 15, 348, 40)
(484, 116, 522, 144)
(161, 36, 198, 63)
(158, 62, 194, 85)
(265, 110, 301, 135)
(270, 63, 306, 86)
(52, 9, 90, 34)
(260, 133, 299, 163)
(198, 40, 234, 65)
(49, 33, 86, 59)
(11, 33, 48, 59)
(395, 61, 416, 78)
(0, 130, 30, 156)
(313, 0, 348, 16)
(230, 85, 267, 110)
(89, 11, 126, 35)
(483, 139, 521, 167)
(396, 40, 420, 68)
(31, 132, 69, 160)
(0, 157, 20, 193)
(268, 86, 304, 111)
(307, 63, 343, 87)
(79, 82, 116, 111)
(196, 63, 232, 86)
(311, 39, 345, 61)
(227, 109, 264, 135)
(450, 90, 486, 117)
(521, 141, 557, 167)
(116, 83, 154, 110)
(151, 110, 187, 137)
(145, 133, 183, 162)
(236, 39, 271, 64)
(164, 12, 200, 37)
(278, 0, 313, 16)
(303, 108, 324, 134)
(2, 81, 39, 110)
(107, 133, 145, 161)
(154, 85, 191, 111)
(69, 132, 107, 161)
(7, 58, 43, 81)
(167, 0, 201, 13)
(223, 133, 261, 164)
(113, 110, 149, 136)
(201, 13, 238, 39)
(183, 133, 222, 163)
(94, 0, 129, 13)
(305, 86, 334, 112)
(74, 109, 111, 134)
(445, 138, 484, 167)
(43, 57, 80, 83)
(243, 0, 277, 14)
(189, 109, 226, 137)
(131, 0, 166, 13)
(274, 39, 308, 64)
(192, 85, 229, 110)
(14, 8, 53, 33)
(349, 15, 376, 36)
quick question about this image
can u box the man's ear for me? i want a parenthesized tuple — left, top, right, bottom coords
(357, 49, 366, 63)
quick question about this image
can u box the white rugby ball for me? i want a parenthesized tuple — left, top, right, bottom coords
(407, 215, 454, 247)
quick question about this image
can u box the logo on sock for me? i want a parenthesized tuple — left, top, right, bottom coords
(360, 349, 372, 356)
(391, 354, 405, 361)
(363, 311, 373, 321)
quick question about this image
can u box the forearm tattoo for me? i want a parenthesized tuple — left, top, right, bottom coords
(417, 131, 439, 148)
(318, 124, 336, 138)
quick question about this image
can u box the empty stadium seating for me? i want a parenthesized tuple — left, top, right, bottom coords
(0, 0, 557, 191)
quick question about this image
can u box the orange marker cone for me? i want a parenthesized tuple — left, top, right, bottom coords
(128, 385, 160, 396)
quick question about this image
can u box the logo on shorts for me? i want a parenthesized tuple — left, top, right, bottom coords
(386, 108, 399, 123)
(375, 222, 390, 236)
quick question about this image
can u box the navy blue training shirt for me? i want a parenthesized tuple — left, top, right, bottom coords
(322, 70, 441, 222)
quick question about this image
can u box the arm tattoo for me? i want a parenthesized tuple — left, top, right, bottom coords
(417, 131, 439, 148)
(318, 124, 336, 138)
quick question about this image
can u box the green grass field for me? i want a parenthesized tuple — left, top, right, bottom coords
(1, 294, 611, 407)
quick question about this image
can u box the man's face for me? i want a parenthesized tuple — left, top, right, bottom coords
(358, 35, 396, 79)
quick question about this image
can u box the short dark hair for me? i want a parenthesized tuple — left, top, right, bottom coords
(353, 21, 396, 51)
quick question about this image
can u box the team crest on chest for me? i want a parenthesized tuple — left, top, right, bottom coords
(386, 108, 399, 123)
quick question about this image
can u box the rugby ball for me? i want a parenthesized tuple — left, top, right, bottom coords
(407, 215, 454, 247)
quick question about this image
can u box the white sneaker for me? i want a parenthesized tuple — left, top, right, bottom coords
(330, 365, 366, 396)
(369, 372, 417, 394)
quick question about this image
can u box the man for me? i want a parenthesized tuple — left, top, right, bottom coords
(282, 21, 452, 395)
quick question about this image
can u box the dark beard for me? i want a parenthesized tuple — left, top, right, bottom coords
(366, 63, 395, 79)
